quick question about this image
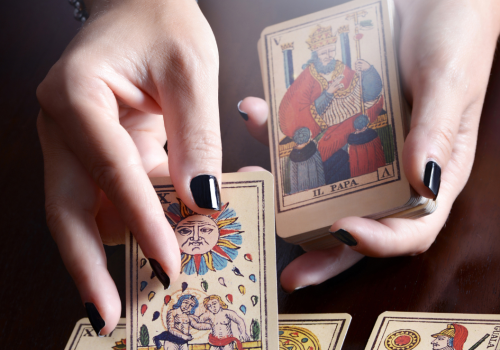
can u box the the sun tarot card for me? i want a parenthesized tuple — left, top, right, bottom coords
(279, 314, 351, 350)
(260, 0, 411, 241)
(365, 312, 500, 350)
(126, 172, 278, 350)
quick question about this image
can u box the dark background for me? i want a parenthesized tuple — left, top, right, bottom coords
(1, 0, 500, 348)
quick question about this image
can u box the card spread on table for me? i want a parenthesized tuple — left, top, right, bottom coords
(279, 313, 351, 350)
(365, 312, 500, 350)
(64, 318, 127, 350)
(258, 0, 436, 249)
(126, 172, 278, 350)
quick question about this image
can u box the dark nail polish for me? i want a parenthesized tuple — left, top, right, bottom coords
(85, 302, 105, 336)
(330, 229, 357, 246)
(424, 161, 441, 199)
(149, 258, 170, 290)
(190, 175, 221, 210)
(237, 100, 248, 121)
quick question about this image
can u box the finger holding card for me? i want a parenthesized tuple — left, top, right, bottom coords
(126, 172, 278, 350)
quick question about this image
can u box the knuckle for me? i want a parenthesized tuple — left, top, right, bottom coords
(45, 198, 70, 240)
(430, 124, 455, 159)
(178, 128, 222, 159)
(90, 162, 121, 198)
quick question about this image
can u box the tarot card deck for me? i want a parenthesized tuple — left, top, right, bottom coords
(258, 0, 436, 251)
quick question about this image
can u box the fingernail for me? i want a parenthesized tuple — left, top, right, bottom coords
(85, 302, 105, 337)
(237, 100, 248, 121)
(423, 161, 441, 199)
(149, 258, 170, 290)
(190, 175, 221, 211)
(280, 284, 311, 294)
(330, 229, 357, 246)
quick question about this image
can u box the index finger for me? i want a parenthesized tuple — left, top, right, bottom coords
(37, 68, 181, 285)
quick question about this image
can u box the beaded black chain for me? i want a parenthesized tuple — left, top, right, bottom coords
(68, 0, 89, 22)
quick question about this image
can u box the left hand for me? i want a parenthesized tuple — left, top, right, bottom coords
(354, 59, 370, 72)
(237, 0, 500, 293)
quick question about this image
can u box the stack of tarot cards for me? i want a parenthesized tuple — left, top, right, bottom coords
(257, 0, 437, 251)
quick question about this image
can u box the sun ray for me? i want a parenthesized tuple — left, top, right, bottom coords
(212, 245, 233, 262)
(217, 217, 238, 229)
(217, 239, 240, 250)
(203, 252, 216, 271)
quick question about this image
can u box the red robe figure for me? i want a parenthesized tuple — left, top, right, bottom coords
(278, 25, 385, 185)
(347, 115, 386, 177)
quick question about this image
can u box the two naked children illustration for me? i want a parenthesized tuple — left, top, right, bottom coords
(153, 294, 250, 350)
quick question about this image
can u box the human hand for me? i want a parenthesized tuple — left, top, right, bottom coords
(238, 0, 500, 293)
(354, 59, 371, 72)
(327, 75, 344, 94)
(37, 0, 220, 334)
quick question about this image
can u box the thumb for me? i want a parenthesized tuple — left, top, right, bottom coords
(403, 76, 468, 200)
(237, 97, 269, 146)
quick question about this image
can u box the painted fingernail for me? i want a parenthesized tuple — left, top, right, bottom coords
(85, 302, 105, 337)
(149, 258, 170, 290)
(190, 175, 221, 211)
(330, 229, 357, 246)
(237, 100, 248, 121)
(423, 161, 441, 199)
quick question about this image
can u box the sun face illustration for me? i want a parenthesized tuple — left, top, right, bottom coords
(164, 199, 243, 275)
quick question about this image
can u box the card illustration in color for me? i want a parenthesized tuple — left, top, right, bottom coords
(126, 172, 278, 350)
(64, 318, 127, 350)
(365, 312, 500, 350)
(279, 314, 351, 350)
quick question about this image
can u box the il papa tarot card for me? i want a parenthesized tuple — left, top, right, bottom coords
(279, 314, 351, 350)
(64, 318, 126, 350)
(260, 0, 411, 240)
(365, 312, 500, 350)
(126, 172, 278, 350)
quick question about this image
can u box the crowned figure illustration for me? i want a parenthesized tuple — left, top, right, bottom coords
(278, 23, 387, 193)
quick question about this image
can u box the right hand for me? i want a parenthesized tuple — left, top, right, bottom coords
(36, 0, 221, 335)
(327, 75, 344, 94)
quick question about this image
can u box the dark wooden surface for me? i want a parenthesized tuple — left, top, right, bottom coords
(1, 0, 500, 348)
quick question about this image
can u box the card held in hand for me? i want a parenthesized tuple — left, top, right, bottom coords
(279, 314, 351, 350)
(126, 171, 278, 350)
(365, 312, 500, 350)
(259, 0, 436, 249)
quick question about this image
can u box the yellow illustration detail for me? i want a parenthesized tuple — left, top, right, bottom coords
(278, 138, 297, 158)
(338, 25, 349, 33)
(306, 25, 337, 51)
(384, 329, 421, 350)
(281, 42, 294, 51)
(368, 112, 388, 129)
(334, 72, 359, 98)
(309, 103, 328, 131)
(279, 325, 321, 350)
(309, 64, 329, 90)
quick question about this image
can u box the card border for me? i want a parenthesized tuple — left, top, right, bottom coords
(264, 0, 403, 213)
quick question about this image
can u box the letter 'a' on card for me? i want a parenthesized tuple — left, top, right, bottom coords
(258, 0, 437, 250)
(126, 172, 278, 350)
(365, 312, 500, 350)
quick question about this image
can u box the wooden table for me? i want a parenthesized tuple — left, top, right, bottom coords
(1, 0, 500, 348)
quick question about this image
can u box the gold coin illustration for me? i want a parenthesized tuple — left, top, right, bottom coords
(385, 329, 421, 350)
(279, 325, 321, 350)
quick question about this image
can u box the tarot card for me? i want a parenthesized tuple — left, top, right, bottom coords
(365, 312, 500, 350)
(260, 0, 411, 241)
(64, 318, 127, 350)
(279, 314, 351, 350)
(126, 172, 278, 350)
